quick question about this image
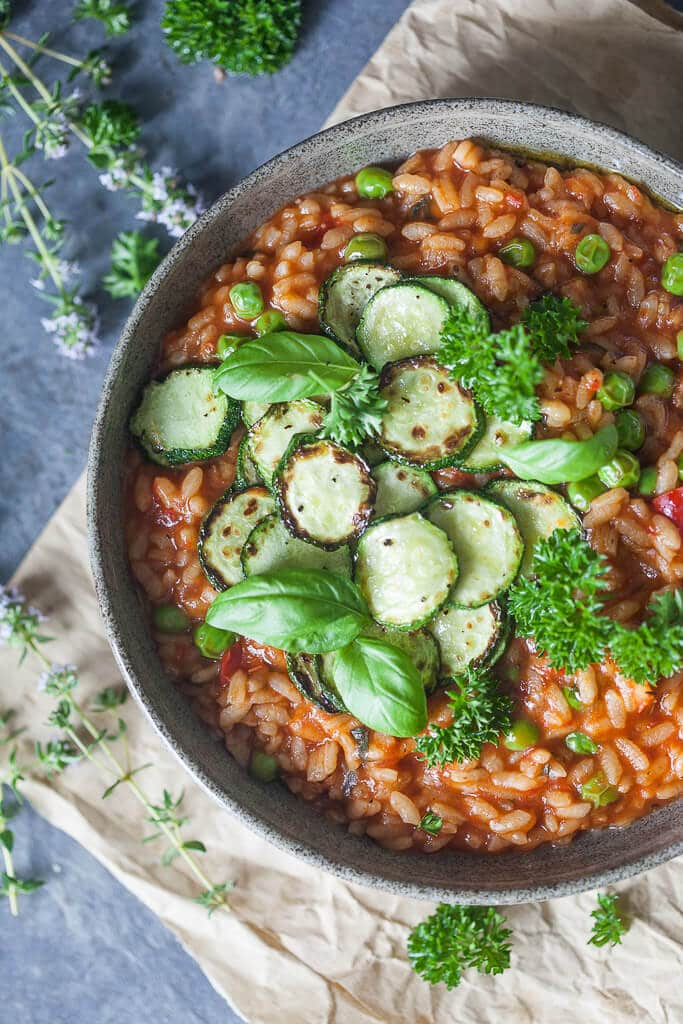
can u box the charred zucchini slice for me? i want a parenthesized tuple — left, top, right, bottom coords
(354, 512, 458, 629)
(242, 400, 271, 428)
(235, 434, 263, 488)
(241, 513, 352, 577)
(425, 490, 523, 607)
(461, 414, 534, 472)
(356, 281, 450, 369)
(198, 486, 275, 591)
(412, 275, 490, 332)
(318, 262, 401, 355)
(378, 356, 482, 470)
(130, 367, 239, 467)
(286, 652, 347, 715)
(247, 399, 323, 486)
(486, 479, 578, 575)
(429, 601, 506, 677)
(371, 461, 437, 517)
(276, 439, 375, 549)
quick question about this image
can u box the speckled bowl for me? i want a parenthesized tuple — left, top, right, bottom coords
(88, 99, 683, 904)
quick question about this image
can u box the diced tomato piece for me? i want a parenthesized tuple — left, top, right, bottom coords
(652, 488, 683, 532)
(243, 638, 287, 672)
(219, 643, 243, 683)
(504, 189, 525, 210)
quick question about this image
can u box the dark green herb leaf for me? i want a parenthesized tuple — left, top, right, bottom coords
(73, 0, 132, 35)
(0, 829, 14, 852)
(408, 904, 512, 989)
(103, 231, 161, 299)
(206, 570, 371, 653)
(320, 364, 387, 447)
(325, 637, 427, 737)
(418, 811, 442, 836)
(588, 892, 629, 947)
(213, 331, 359, 401)
(521, 294, 587, 364)
(498, 424, 618, 485)
(609, 589, 683, 685)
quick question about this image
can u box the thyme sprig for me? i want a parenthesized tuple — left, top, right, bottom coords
(0, 585, 233, 917)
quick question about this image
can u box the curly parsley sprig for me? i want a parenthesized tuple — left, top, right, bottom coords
(103, 230, 161, 299)
(408, 904, 512, 989)
(588, 892, 629, 947)
(320, 364, 387, 448)
(521, 293, 587, 363)
(414, 669, 513, 768)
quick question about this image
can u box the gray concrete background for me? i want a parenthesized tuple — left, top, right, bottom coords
(2, 1, 682, 1022)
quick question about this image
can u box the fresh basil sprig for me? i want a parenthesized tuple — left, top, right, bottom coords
(498, 424, 618, 485)
(206, 569, 371, 653)
(325, 636, 428, 737)
(213, 331, 359, 401)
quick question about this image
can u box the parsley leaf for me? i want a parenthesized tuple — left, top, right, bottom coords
(320, 364, 387, 448)
(588, 892, 629, 948)
(408, 904, 512, 989)
(162, 0, 302, 76)
(439, 308, 542, 425)
(508, 528, 612, 672)
(103, 231, 161, 299)
(521, 294, 587, 364)
(414, 669, 513, 767)
(79, 100, 140, 169)
(74, 0, 132, 36)
(418, 810, 443, 836)
(609, 590, 683, 685)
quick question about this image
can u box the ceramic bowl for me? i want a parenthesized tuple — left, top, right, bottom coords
(88, 98, 683, 904)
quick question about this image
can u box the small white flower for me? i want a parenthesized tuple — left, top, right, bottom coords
(38, 663, 78, 693)
(41, 295, 100, 360)
(30, 277, 46, 291)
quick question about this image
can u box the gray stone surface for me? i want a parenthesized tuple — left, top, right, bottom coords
(0, 2, 410, 1022)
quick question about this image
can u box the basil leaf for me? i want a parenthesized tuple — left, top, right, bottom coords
(206, 569, 370, 653)
(326, 637, 428, 737)
(498, 424, 618, 485)
(213, 331, 359, 401)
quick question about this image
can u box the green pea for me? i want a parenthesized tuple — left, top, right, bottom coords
(216, 333, 248, 359)
(566, 475, 607, 513)
(575, 233, 611, 274)
(248, 750, 279, 782)
(597, 371, 635, 412)
(344, 232, 388, 263)
(193, 622, 235, 660)
(639, 362, 676, 399)
(661, 253, 683, 296)
(229, 282, 264, 319)
(677, 330, 683, 361)
(254, 310, 287, 336)
(502, 718, 540, 751)
(615, 409, 645, 452)
(581, 773, 619, 807)
(499, 237, 536, 268)
(597, 450, 641, 489)
(152, 604, 190, 634)
(355, 165, 394, 199)
(637, 465, 658, 496)
(562, 686, 584, 711)
(565, 731, 598, 754)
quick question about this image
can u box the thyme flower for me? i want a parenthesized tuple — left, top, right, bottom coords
(40, 290, 100, 359)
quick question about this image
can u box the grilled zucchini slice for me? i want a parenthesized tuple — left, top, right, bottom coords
(242, 400, 271, 428)
(378, 356, 482, 469)
(354, 512, 458, 629)
(429, 601, 506, 677)
(286, 653, 347, 715)
(461, 415, 534, 472)
(413, 275, 490, 332)
(486, 479, 578, 575)
(318, 262, 401, 355)
(198, 486, 275, 591)
(276, 439, 375, 549)
(357, 281, 450, 370)
(130, 367, 239, 467)
(372, 461, 437, 517)
(235, 434, 263, 488)
(247, 399, 323, 486)
(241, 513, 352, 577)
(425, 490, 523, 607)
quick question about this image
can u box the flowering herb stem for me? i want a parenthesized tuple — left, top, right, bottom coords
(3, 31, 84, 69)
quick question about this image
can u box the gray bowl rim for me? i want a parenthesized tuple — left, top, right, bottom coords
(88, 97, 683, 904)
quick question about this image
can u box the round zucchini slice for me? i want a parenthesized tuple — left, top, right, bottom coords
(429, 602, 506, 677)
(198, 486, 275, 591)
(241, 514, 352, 577)
(242, 400, 271, 428)
(318, 262, 401, 356)
(354, 512, 458, 629)
(425, 490, 523, 607)
(286, 652, 347, 715)
(276, 439, 375, 549)
(235, 434, 263, 489)
(130, 367, 239, 467)
(412, 275, 490, 333)
(357, 281, 450, 370)
(486, 479, 579, 575)
(372, 461, 437, 518)
(247, 399, 323, 487)
(461, 414, 534, 472)
(378, 356, 482, 470)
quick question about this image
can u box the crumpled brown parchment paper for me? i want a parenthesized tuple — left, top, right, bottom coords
(2, 2, 683, 1021)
